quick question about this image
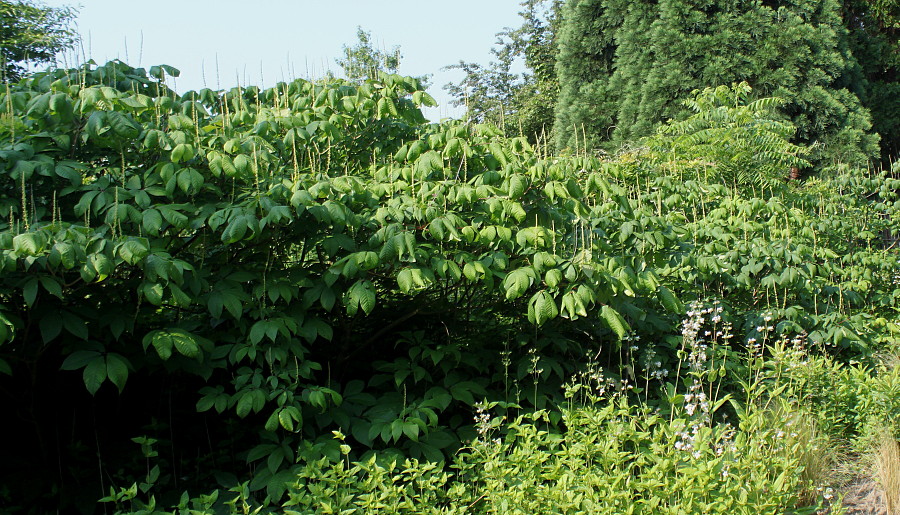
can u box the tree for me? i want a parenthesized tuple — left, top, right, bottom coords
(336, 27, 402, 83)
(0, 0, 78, 82)
(843, 0, 900, 163)
(554, 0, 884, 167)
(444, 0, 563, 143)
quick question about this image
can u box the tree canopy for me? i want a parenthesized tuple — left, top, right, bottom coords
(553, 0, 892, 167)
(444, 0, 562, 143)
(336, 27, 403, 83)
(0, 0, 78, 82)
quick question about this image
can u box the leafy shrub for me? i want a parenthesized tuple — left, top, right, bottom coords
(2, 63, 899, 511)
(645, 82, 810, 192)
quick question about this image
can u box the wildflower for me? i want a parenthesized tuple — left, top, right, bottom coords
(474, 404, 492, 437)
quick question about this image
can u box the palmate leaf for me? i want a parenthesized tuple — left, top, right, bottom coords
(107, 111, 141, 139)
(142, 329, 202, 360)
(105, 353, 130, 393)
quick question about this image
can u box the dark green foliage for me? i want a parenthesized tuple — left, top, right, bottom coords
(554, 0, 882, 166)
(0, 0, 78, 82)
(843, 0, 900, 164)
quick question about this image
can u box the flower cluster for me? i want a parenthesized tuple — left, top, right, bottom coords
(673, 421, 702, 458)
(474, 403, 492, 437)
(565, 362, 632, 402)
(640, 347, 670, 381)
(682, 301, 732, 373)
(674, 300, 736, 461)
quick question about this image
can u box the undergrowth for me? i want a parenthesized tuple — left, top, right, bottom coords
(101, 301, 900, 514)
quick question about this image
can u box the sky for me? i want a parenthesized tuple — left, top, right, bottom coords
(41, 0, 527, 121)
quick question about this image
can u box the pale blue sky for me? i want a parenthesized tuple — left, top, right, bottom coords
(42, 0, 527, 120)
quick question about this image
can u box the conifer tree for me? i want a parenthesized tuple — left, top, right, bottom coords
(554, 0, 882, 166)
(843, 0, 900, 163)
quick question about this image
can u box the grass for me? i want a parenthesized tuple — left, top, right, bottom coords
(876, 432, 900, 515)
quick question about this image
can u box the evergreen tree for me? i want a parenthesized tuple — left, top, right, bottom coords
(554, 0, 883, 166)
(843, 0, 900, 163)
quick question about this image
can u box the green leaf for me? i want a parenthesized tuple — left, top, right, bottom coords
(13, 233, 42, 256)
(171, 143, 195, 163)
(83, 356, 107, 395)
(402, 422, 419, 441)
(508, 174, 527, 198)
(528, 290, 559, 326)
(62, 312, 89, 340)
(601, 305, 630, 340)
(106, 353, 130, 393)
(145, 330, 172, 360)
(223, 292, 243, 319)
(142, 209, 162, 235)
(85, 111, 109, 138)
(544, 268, 562, 289)
(107, 111, 141, 139)
(503, 268, 533, 300)
(278, 408, 295, 432)
(39, 314, 62, 343)
(658, 285, 684, 314)
(158, 205, 188, 228)
(236, 391, 254, 418)
(55, 162, 82, 186)
(207, 291, 224, 318)
(171, 329, 201, 358)
(143, 282, 164, 305)
(118, 240, 149, 265)
(39, 277, 63, 298)
(346, 280, 375, 316)
(249, 321, 267, 345)
(53, 242, 76, 269)
(264, 411, 280, 432)
(89, 253, 114, 281)
(61, 349, 101, 371)
(222, 215, 250, 244)
(397, 268, 414, 293)
(23, 278, 38, 307)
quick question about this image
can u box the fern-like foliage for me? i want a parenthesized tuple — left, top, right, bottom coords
(646, 83, 811, 193)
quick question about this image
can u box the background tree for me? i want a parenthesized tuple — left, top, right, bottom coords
(554, 0, 886, 167)
(336, 26, 402, 83)
(444, 0, 562, 143)
(843, 0, 900, 164)
(0, 0, 78, 82)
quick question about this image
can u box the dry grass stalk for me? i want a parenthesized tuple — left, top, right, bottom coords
(876, 433, 899, 515)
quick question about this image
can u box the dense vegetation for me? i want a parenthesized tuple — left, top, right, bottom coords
(1, 1, 900, 513)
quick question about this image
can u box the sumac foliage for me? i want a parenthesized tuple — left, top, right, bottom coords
(1, 63, 898, 510)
